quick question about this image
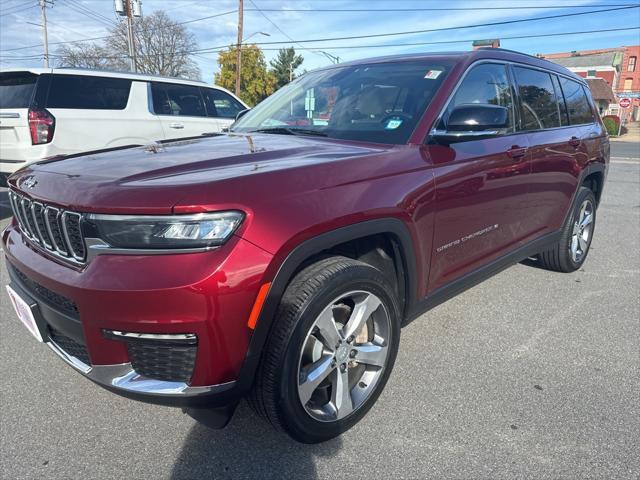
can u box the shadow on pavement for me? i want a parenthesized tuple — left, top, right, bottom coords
(0, 190, 12, 220)
(171, 402, 342, 479)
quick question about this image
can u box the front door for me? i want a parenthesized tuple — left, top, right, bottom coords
(151, 82, 221, 139)
(426, 62, 532, 291)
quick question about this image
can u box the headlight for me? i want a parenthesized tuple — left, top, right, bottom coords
(85, 211, 244, 249)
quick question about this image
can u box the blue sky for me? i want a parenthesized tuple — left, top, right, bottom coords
(1, 0, 639, 82)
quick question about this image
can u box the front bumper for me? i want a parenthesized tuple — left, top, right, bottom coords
(3, 222, 273, 408)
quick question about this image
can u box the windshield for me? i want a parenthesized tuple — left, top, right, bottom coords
(232, 60, 453, 145)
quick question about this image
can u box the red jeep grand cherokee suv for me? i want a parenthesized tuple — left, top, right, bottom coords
(3, 49, 608, 443)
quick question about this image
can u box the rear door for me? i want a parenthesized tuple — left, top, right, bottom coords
(513, 66, 589, 235)
(0, 71, 39, 162)
(427, 62, 532, 291)
(151, 82, 219, 138)
(44, 74, 166, 155)
(558, 76, 604, 168)
(201, 87, 247, 130)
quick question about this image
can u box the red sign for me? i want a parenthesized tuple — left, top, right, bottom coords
(619, 98, 632, 108)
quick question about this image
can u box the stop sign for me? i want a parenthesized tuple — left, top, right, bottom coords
(619, 98, 632, 108)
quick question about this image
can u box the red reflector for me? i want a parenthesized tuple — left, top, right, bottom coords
(247, 282, 271, 330)
(28, 108, 55, 145)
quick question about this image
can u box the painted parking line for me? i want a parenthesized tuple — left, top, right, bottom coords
(610, 157, 639, 164)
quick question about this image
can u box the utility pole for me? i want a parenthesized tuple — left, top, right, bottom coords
(125, 0, 137, 72)
(39, 0, 50, 68)
(235, 0, 243, 96)
(115, 0, 140, 72)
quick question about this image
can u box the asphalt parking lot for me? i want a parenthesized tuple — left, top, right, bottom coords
(0, 142, 638, 479)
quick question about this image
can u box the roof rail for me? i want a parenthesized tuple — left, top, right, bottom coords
(54, 66, 206, 83)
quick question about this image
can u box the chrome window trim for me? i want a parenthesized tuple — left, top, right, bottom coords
(429, 60, 518, 139)
(427, 58, 596, 142)
(431, 129, 500, 138)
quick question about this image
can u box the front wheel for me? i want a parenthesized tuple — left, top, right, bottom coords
(538, 186, 596, 272)
(249, 256, 401, 443)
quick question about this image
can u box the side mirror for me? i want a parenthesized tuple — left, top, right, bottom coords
(235, 108, 251, 122)
(432, 104, 509, 141)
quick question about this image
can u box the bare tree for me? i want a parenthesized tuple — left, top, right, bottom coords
(56, 11, 200, 80)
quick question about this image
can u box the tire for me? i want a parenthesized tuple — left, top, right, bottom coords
(538, 186, 597, 272)
(249, 256, 401, 443)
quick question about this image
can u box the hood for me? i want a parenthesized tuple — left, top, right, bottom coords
(9, 134, 388, 214)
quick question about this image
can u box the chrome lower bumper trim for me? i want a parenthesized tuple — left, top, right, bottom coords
(46, 340, 234, 397)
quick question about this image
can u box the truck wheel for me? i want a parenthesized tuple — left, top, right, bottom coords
(249, 256, 401, 443)
(538, 186, 596, 272)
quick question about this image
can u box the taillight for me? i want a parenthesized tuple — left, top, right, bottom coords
(28, 108, 55, 145)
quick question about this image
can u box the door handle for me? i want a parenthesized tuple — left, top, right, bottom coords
(569, 136, 581, 148)
(169, 123, 184, 129)
(506, 145, 528, 159)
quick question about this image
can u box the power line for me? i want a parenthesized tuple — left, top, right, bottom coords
(178, 9, 237, 25)
(197, 5, 639, 49)
(2, 4, 638, 58)
(0, 9, 237, 53)
(4, 26, 637, 61)
(63, 0, 117, 27)
(0, 1, 37, 18)
(246, 0, 326, 61)
(247, 4, 640, 12)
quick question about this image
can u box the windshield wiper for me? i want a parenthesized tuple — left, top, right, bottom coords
(249, 127, 328, 137)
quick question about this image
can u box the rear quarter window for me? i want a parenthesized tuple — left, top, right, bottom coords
(46, 75, 132, 109)
(558, 77, 595, 125)
(0, 72, 38, 108)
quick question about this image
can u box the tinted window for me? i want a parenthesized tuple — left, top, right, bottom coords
(0, 72, 37, 108)
(202, 88, 245, 118)
(46, 75, 131, 109)
(151, 82, 206, 117)
(514, 67, 561, 130)
(558, 77, 594, 125)
(551, 75, 570, 126)
(442, 63, 515, 132)
(232, 60, 453, 145)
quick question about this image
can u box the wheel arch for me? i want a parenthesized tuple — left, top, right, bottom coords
(234, 218, 419, 394)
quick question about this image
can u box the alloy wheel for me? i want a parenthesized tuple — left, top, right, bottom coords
(570, 198, 594, 263)
(296, 290, 391, 422)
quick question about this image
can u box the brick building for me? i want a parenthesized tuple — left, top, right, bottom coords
(539, 46, 640, 121)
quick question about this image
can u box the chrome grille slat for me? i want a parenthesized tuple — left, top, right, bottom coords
(31, 202, 53, 249)
(44, 206, 69, 256)
(20, 198, 39, 242)
(8, 189, 86, 266)
(62, 212, 86, 261)
(8, 192, 27, 232)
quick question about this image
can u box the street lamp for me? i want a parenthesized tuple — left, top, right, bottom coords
(243, 31, 270, 43)
(314, 50, 340, 64)
(236, 31, 270, 96)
